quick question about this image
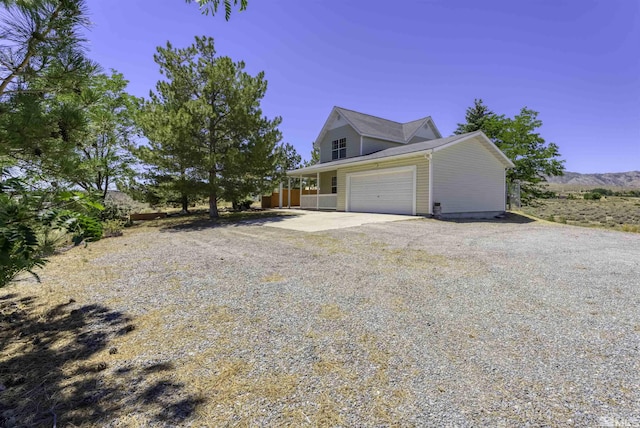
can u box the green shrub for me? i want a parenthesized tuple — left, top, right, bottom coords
(100, 200, 131, 222)
(583, 192, 602, 200)
(54, 210, 103, 244)
(37, 228, 70, 256)
(232, 199, 254, 211)
(0, 194, 47, 286)
(0, 173, 106, 287)
(76, 213, 103, 242)
(103, 219, 125, 237)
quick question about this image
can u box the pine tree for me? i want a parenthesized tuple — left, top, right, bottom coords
(140, 36, 282, 218)
(454, 98, 501, 139)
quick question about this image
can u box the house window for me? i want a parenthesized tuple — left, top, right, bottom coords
(331, 176, 337, 194)
(332, 138, 347, 160)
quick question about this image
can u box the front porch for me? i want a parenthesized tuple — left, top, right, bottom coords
(275, 170, 337, 210)
(300, 193, 337, 210)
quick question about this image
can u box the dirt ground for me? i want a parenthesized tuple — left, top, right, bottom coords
(1, 214, 639, 426)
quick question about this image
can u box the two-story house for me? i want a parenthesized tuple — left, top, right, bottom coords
(286, 106, 514, 217)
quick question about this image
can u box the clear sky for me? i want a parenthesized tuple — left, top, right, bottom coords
(83, 0, 639, 173)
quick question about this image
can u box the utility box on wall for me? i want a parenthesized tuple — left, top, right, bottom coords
(433, 202, 442, 218)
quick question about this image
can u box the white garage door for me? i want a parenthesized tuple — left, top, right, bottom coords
(347, 166, 415, 215)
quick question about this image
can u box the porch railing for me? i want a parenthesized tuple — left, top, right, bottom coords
(300, 194, 337, 210)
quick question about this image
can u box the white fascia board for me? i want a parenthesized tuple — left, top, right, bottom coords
(314, 107, 364, 148)
(427, 117, 443, 139)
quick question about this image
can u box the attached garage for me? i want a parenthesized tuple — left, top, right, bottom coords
(346, 166, 416, 215)
(286, 129, 515, 219)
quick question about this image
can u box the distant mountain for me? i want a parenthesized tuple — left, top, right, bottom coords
(545, 171, 640, 188)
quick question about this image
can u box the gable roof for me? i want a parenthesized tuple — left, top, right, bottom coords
(289, 131, 514, 176)
(314, 107, 442, 147)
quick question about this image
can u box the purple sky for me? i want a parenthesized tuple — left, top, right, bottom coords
(84, 0, 639, 173)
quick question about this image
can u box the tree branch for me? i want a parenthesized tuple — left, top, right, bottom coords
(0, 2, 64, 95)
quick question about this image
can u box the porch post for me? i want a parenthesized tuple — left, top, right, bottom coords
(278, 181, 283, 208)
(316, 172, 320, 210)
(299, 175, 302, 208)
(287, 177, 291, 208)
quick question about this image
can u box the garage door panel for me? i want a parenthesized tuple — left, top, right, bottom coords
(347, 167, 415, 215)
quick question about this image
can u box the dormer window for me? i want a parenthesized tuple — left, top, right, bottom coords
(332, 138, 346, 160)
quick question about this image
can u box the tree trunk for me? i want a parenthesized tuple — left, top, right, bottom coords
(209, 170, 218, 218)
(180, 194, 189, 214)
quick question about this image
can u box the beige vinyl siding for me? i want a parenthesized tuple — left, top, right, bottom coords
(319, 124, 360, 163)
(362, 137, 403, 156)
(432, 136, 506, 213)
(319, 171, 335, 194)
(336, 156, 430, 215)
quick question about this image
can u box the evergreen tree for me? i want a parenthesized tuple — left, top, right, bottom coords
(0, 0, 98, 176)
(140, 36, 282, 218)
(454, 98, 501, 139)
(303, 146, 320, 167)
(0, 0, 107, 286)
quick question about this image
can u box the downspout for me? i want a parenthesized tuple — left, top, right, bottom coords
(504, 168, 508, 211)
(426, 151, 433, 215)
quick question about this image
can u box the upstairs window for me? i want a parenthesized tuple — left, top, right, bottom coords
(331, 176, 337, 194)
(332, 138, 346, 160)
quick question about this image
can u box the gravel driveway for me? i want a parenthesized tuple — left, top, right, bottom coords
(3, 216, 640, 426)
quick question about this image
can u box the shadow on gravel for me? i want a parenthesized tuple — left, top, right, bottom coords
(157, 210, 300, 232)
(0, 293, 204, 427)
(437, 212, 536, 224)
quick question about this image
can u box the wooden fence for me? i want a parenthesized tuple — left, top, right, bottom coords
(262, 189, 317, 208)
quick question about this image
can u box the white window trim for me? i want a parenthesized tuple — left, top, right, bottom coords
(345, 165, 417, 215)
(332, 138, 347, 160)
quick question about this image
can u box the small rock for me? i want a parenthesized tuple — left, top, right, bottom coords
(109, 347, 118, 355)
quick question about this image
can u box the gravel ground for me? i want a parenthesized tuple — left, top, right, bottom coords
(3, 216, 640, 426)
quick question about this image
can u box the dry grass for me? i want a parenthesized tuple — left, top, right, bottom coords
(382, 247, 449, 269)
(1, 229, 417, 426)
(319, 303, 345, 320)
(520, 197, 640, 232)
(5, 209, 635, 426)
(129, 208, 296, 232)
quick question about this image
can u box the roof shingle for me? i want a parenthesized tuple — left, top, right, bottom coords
(335, 107, 431, 143)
